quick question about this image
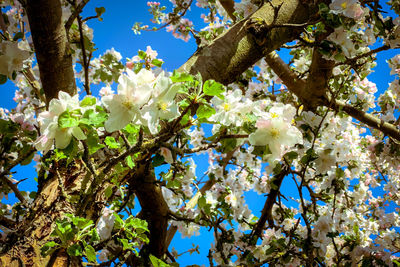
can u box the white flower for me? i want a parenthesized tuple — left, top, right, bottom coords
(329, 0, 364, 19)
(99, 85, 114, 96)
(102, 68, 154, 132)
(141, 72, 180, 134)
(210, 89, 246, 127)
(34, 91, 85, 152)
(160, 147, 173, 164)
(249, 118, 302, 161)
(96, 208, 115, 241)
(0, 41, 30, 77)
(327, 27, 357, 58)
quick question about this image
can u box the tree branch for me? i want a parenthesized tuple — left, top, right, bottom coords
(0, 215, 15, 230)
(65, 0, 90, 31)
(264, 51, 400, 141)
(25, 0, 76, 104)
(179, 0, 315, 85)
(331, 100, 400, 140)
(218, 0, 236, 22)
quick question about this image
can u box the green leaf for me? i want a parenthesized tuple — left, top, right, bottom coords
(138, 50, 147, 60)
(196, 104, 215, 119)
(131, 218, 149, 232)
(220, 138, 237, 153)
(118, 238, 133, 250)
(84, 244, 97, 263)
(61, 138, 79, 161)
(124, 123, 140, 134)
(105, 136, 120, 149)
(95, 7, 106, 21)
(58, 110, 79, 129)
(198, 196, 207, 209)
(67, 243, 83, 257)
(151, 58, 163, 67)
(20, 151, 34, 166)
(336, 168, 345, 178)
(0, 74, 7, 84)
(170, 71, 193, 83)
(87, 133, 104, 155)
(203, 80, 224, 96)
(40, 241, 59, 256)
(126, 155, 135, 169)
(95, 7, 106, 16)
(81, 109, 107, 126)
(89, 228, 100, 243)
(149, 254, 170, 267)
(113, 213, 124, 229)
(105, 185, 113, 198)
(80, 96, 97, 107)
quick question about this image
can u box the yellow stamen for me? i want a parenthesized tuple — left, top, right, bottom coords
(223, 103, 230, 111)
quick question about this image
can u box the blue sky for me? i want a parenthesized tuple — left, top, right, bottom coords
(1, 1, 400, 266)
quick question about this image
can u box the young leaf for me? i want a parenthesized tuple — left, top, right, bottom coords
(203, 80, 224, 96)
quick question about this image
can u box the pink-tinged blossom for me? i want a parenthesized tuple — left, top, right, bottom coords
(249, 104, 302, 162)
(329, 0, 364, 19)
(160, 147, 173, 163)
(145, 45, 158, 60)
(99, 85, 114, 96)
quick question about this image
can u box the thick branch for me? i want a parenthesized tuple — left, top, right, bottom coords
(331, 100, 400, 140)
(130, 164, 169, 258)
(25, 0, 76, 104)
(264, 52, 306, 96)
(179, 0, 314, 85)
(0, 215, 15, 230)
(304, 48, 335, 109)
(265, 52, 400, 141)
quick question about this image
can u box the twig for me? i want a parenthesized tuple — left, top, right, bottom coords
(0, 174, 28, 207)
(65, 0, 90, 31)
(338, 45, 391, 66)
(146, 0, 193, 32)
(218, 0, 236, 22)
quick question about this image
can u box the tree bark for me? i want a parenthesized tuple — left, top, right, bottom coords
(25, 0, 76, 104)
(179, 0, 315, 85)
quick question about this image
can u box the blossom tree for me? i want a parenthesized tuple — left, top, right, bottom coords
(1, 0, 400, 266)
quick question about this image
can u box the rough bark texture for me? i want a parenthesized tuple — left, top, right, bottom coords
(131, 164, 169, 258)
(179, 0, 315, 85)
(25, 0, 76, 104)
(0, 168, 81, 267)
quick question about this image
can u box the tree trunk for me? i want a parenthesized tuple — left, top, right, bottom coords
(25, 0, 76, 104)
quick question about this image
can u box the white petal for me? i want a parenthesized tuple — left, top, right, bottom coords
(71, 126, 86, 140)
(55, 129, 72, 149)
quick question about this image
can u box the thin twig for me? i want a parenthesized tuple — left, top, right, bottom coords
(65, 0, 90, 31)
